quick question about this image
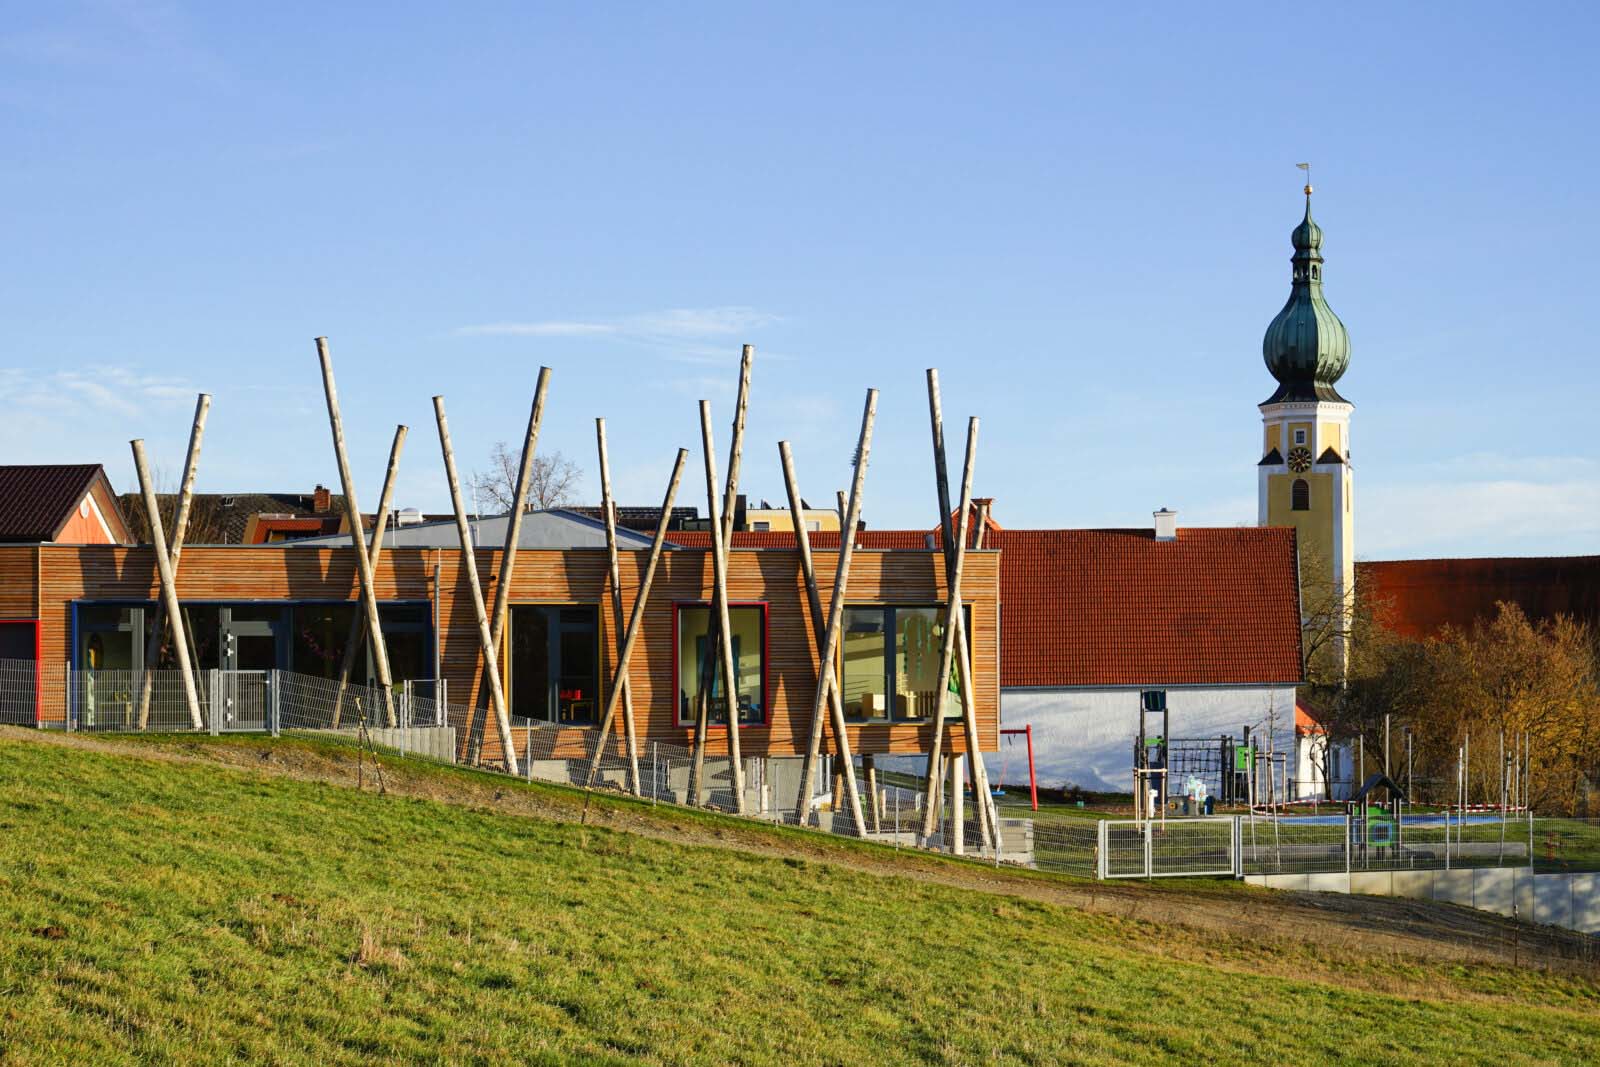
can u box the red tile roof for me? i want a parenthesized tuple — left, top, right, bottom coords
(1358, 556, 1600, 640)
(668, 525, 1305, 688)
(0, 465, 109, 543)
(988, 527, 1303, 688)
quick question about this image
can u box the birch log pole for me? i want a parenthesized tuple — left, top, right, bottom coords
(136, 393, 209, 729)
(689, 349, 752, 805)
(720, 345, 753, 544)
(316, 338, 396, 727)
(434, 396, 518, 775)
(698, 401, 747, 813)
(952, 422, 998, 848)
(920, 370, 958, 834)
(919, 421, 978, 839)
(794, 390, 877, 826)
(780, 440, 867, 835)
(331, 424, 408, 727)
(131, 440, 203, 730)
(595, 418, 641, 794)
(584, 449, 688, 787)
(487, 368, 553, 656)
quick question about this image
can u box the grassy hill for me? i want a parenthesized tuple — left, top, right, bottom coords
(1, 732, 1597, 1066)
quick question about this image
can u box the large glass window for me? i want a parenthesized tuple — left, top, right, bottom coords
(842, 605, 970, 722)
(378, 604, 432, 687)
(84, 601, 428, 683)
(842, 609, 889, 721)
(676, 604, 765, 726)
(510, 605, 600, 724)
(291, 604, 354, 679)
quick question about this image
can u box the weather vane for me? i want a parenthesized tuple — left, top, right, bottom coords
(1297, 161, 1313, 197)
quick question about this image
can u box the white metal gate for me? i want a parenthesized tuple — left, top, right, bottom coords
(1098, 817, 1240, 879)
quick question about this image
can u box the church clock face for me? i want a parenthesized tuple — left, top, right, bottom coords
(1287, 446, 1313, 472)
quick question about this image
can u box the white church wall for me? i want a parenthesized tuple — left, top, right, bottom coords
(993, 685, 1299, 793)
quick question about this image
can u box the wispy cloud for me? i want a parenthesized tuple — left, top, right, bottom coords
(458, 321, 620, 338)
(0, 365, 194, 418)
(456, 306, 782, 361)
(1364, 475, 1600, 557)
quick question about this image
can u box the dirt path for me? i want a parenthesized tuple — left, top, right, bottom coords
(11, 729, 1596, 995)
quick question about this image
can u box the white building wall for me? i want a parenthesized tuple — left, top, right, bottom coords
(994, 685, 1299, 793)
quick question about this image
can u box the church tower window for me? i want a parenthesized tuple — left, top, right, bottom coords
(1291, 479, 1310, 511)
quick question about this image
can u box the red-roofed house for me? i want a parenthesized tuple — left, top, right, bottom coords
(676, 509, 1307, 795)
(985, 514, 1304, 794)
(0, 464, 132, 719)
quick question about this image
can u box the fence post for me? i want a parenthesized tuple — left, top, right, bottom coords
(525, 720, 532, 782)
(1344, 811, 1352, 876)
(63, 659, 72, 733)
(1444, 808, 1451, 871)
(1143, 818, 1154, 879)
(1232, 815, 1243, 878)
(1096, 818, 1108, 880)
(209, 669, 220, 736)
(1528, 810, 1535, 872)
(270, 669, 280, 737)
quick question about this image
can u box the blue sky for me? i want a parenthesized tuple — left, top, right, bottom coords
(3, 2, 1596, 558)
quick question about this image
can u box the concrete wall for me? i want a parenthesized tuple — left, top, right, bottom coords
(1245, 866, 1600, 934)
(996, 685, 1298, 793)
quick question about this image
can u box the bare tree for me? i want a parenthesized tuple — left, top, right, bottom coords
(470, 442, 582, 514)
(118, 466, 232, 546)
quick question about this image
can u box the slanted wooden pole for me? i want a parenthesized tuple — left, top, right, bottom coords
(836, 490, 848, 532)
(136, 393, 209, 729)
(689, 348, 753, 805)
(487, 368, 553, 656)
(332, 424, 408, 727)
(794, 390, 877, 828)
(596, 418, 642, 795)
(973, 500, 990, 550)
(434, 395, 517, 774)
(698, 401, 747, 812)
(131, 440, 203, 730)
(780, 439, 867, 834)
(316, 338, 396, 727)
(919, 383, 996, 847)
(720, 345, 753, 544)
(950, 421, 997, 848)
(921, 370, 958, 836)
(585, 449, 689, 787)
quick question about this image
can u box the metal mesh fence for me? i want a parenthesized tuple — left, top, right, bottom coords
(10, 657, 1594, 882)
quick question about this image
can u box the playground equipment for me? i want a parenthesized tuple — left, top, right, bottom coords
(994, 725, 1038, 810)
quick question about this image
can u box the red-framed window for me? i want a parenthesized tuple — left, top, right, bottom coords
(0, 619, 42, 726)
(672, 601, 769, 728)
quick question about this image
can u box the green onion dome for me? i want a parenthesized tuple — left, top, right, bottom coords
(1262, 192, 1350, 403)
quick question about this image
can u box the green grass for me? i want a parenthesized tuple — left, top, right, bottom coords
(2, 736, 1598, 1065)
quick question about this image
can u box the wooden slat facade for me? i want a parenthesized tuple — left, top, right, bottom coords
(23, 543, 1000, 761)
(0, 546, 38, 619)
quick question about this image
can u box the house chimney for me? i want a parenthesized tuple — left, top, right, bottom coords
(313, 484, 332, 514)
(1153, 508, 1178, 541)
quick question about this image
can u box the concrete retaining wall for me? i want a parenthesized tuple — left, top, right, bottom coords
(1245, 866, 1600, 934)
